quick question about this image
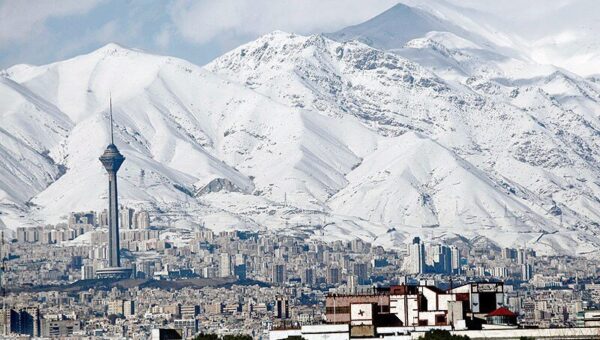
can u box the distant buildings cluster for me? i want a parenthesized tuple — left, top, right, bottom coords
(0, 307, 81, 338)
(69, 208, 150, 230)
(15, 207, 150, 245)
(405, 237, 461, 275)
(2, 206, 600, 338)
(272, 280, 600, 339)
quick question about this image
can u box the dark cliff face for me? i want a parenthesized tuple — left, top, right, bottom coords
(196, 178, 246, 196)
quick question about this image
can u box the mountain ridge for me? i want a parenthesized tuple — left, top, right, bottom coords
(1, 5, 600, 256)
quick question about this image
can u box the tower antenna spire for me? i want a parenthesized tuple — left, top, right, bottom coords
(109, 93, 114, 145)
(98, 92, 129, 279)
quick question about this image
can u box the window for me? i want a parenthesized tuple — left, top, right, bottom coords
(326, 306, 350, 314)
(436, 315, 447, 325)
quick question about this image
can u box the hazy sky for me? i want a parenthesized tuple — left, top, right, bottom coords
(1, 0, 598, 74)
(0, 0, 399, 68)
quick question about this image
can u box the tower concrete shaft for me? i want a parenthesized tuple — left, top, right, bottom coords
(100, 144, 125, 268)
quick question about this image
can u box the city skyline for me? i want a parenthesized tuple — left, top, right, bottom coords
(1, 0, 599, 338)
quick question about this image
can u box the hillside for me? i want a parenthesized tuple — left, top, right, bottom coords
(1, 4, 600, 255)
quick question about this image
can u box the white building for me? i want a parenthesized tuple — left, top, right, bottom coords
(407, 238, 425, 275)
(219, 253, 232, 278)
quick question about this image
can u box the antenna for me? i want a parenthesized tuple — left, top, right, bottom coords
(139, 169, 146, 188)
(109, 93, 114, 145)
(560, 213, 563, 227)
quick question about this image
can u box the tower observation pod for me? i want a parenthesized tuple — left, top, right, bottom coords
(95, 96, 132, 279)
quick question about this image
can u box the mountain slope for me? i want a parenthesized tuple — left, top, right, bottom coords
(1, 5, 600, 255)
(0, 77, 70, 207)
(207, 31, 600, 254)
(0, 43, 379, 228)
(327, 3, 490, 53)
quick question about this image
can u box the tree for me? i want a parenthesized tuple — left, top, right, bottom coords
(194, 334, 218, 340)
(420, 329, 470, 340)
(194, 335, 252, 340)
(106, 313, 124, 325)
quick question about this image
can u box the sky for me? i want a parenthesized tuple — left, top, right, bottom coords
(1, 0, 598, 76)
(0, 0, 399, 69)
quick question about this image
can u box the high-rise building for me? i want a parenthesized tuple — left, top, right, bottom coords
(350, 239, 365, 253)
(326, 267, 340, 285)
(493, 267, 509, 278)
(517, 249, 526, 265)
(347, 275, 358, 294)
(202, 266, 217, 279)
(23, 307, 41, 337)
(108, 300, 124, 315)
(450, 246, 461, 273)
(2, 308, 41, 337)
(67, 213, 76, 227)
(134, 210, 150, 229)
(16, 227, 40, 243)
(440, 245, 452, 274)
(174, 319, 198, 338)
(123, 300, 135, 317)
(42, 318, 80, 337)
(353, 262, 369, 284)
(95, 99, 131, 279)
(425, 244, 441, 267)
(68, 212, 95, 227)
(423, 243, 453, 274)
(408, 237, 425, 275)
(522, 264, 533, 281)
(99, 209, 108, 227)
(234, 253, 245, 266)
(180, 305, 200, 320)
(5, 307, 41, 337)
(108, 300, 135, 317)
(138, 260, 156, 279)
(197, 229, 214, 242)
(301, 268, 315, 286)
(81, 265, 95, 280)
(234, 264, 247, 280)
(120, 207, 134, 230)
(219, 253, 232, 278)
(272, 264, 286, 284)
(501, 247, 516, 260)
(275, 297, 289, 319)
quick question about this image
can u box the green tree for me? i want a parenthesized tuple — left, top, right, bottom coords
(222, 336, 252, 340)
(194, 334, 218, 340)
(419, 329, 470, 340)
(106, 313, 124, 325)
(194, 335, 252, 340)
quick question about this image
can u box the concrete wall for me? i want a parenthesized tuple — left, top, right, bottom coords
(438, 294, 453, 312)
(390, 295, 419, 326)
(412, 327, 600, 339)
(303, 324, 350, 340)
(271, 325, 600, 340)
(269, 329, 302, 340)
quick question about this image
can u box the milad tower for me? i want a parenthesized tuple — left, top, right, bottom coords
(95, 97, 132, 279)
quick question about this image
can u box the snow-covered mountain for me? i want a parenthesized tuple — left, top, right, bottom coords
(1, 3, 600, 255)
